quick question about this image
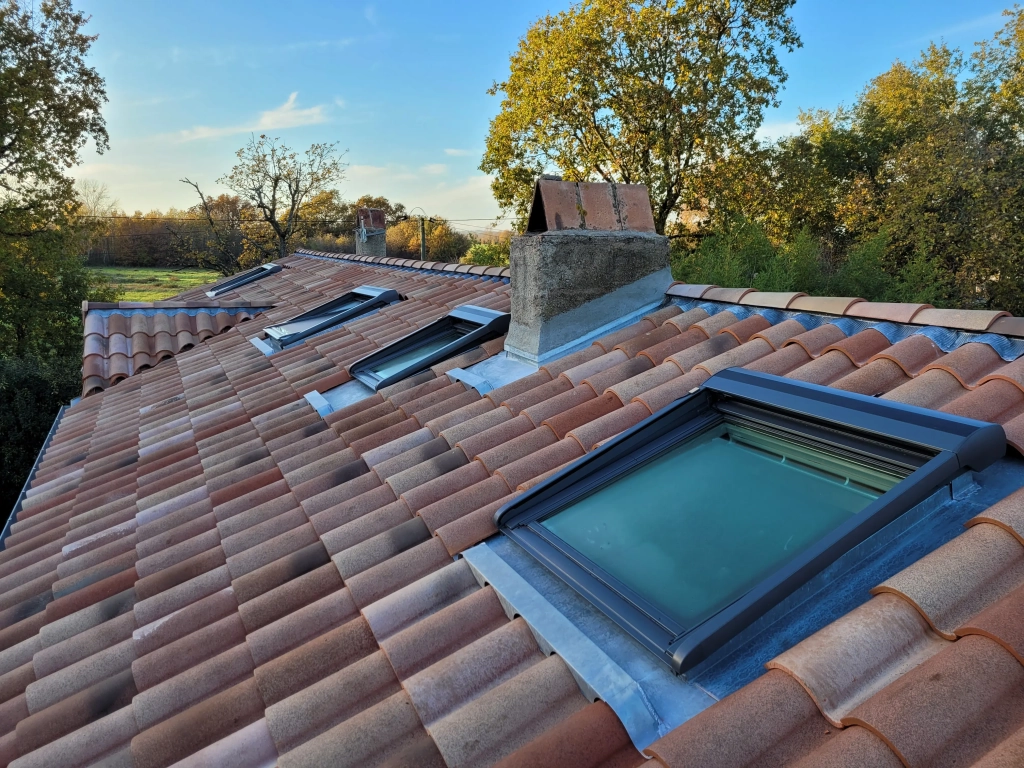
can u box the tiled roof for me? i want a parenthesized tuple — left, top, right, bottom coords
(81, 252, 512, 397)
(4, 256, 1024, 767)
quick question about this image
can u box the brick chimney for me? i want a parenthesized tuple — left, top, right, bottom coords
(504, 179, 671, 364)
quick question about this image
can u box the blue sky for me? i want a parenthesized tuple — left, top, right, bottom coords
(75, 0, 1014, 231)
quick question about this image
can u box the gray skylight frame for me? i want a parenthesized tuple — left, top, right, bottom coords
(496, 368, 1006, 674)
(348, 305, 511, 391)
(205, 263, 282, 297)
(260, 285, 401, 351)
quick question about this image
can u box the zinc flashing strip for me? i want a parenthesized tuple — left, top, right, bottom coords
(505, 297, 666, 367)
(461, 541, 670, 750)
(2, 404, 68, 550)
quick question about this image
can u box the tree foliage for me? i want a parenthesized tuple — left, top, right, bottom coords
(219, 135, 347, 260)
(689, 8, 1024, 313)
(481, 0, 800, 233)
(0, 0, 107, 233)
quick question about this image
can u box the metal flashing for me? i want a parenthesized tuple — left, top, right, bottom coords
(461, 541, 680, 750)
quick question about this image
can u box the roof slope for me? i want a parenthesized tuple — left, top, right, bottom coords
(1, 253, 1023, 767)
(80, 253, 512, 396)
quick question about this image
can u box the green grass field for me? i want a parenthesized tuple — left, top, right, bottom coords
(88, 267, 221, 302)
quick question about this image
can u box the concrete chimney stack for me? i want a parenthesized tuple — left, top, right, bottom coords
(504, 179, 672, 364)
(355, 207, 387, 258)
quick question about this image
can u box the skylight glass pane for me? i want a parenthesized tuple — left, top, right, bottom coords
(368, 329, 463, 380)
(540, 421, 904, 629)
(267, 299, 363, 339)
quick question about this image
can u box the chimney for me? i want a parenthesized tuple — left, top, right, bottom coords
(355, 207, 387, 257)
(504, 179, 671, 364)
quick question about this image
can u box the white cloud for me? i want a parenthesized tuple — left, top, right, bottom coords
(756, 120, 800, 142)
(444, 148, 473, 157)
(364, 4, 378, 25)
(334, 97, 347, 108)
(421, 163, 448, 175)
(175, 92, 328, 142)
(909, 11, 1006, 44)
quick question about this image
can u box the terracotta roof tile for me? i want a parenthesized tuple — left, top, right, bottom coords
(871, 522, 1024, 639)
(844, 635, 1024, 766)
(644, 670, 835, 767)
(767, 594, 949, 726)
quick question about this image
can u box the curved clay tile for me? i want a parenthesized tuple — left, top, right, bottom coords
(845, 302, 932, 324)
(783, 324, 848, 359)
(194, 313, 216, 338)
(106, 333, 130, 359)
(703, 287, 755, 304)
(989, 315, 1024, 338)
(744, 344, 813, 377)
(767, 594, 949, 726)
(667, 334, 739, 374)
(643, 670, 835, 768)
(83, 312, 106, 337)
(213, 312, 233, 333)
(967, 487, 1024, 544)
(820, 329, 891, 367)
(105, 313, 129, 337)
(561, 350, 628, 387)
(174, 330, 198, 353)
(606, 361, 683, 405)
(785, 350, 857, 386)
(751, 319, 809, 351)
(831, 359, 911, 397)
(911, 307, 1010, 332)
(941, 379, 1024, 425)
(882, 368, 968, 410)
(664, 306, 711, 333)
(866, 334, 943, 377)
(843, 635, 1024, 767)
(128, 313, 150, 336)
(788, 725, 903, 768)
(83, 334, 106, 358)
(132, 351, 155, 373)
(151, 313, 173, 336)
(788, 296, 864, 316)
(634, 369, 710, 414)
(919, 342, 1005, 387)
(567, 401, 651, 453)
(643, 304, 683, 327)
(424, 653, 587, 767)
(696, 338, 774, 377)
(107, 354, 131, 383)
(719, 314, 771, 345)
(667, 283, 718, 300)
(976, 356, 1024, 396)
(82, 376, 106, 397)
(638, 328, 707, 366)
(739, 290, 807, 309)
(691, 310, 741, 338)
(957, 582, 1024, 665)
(871, 522, 1024, 639)
(153, 341, 176, 363)
(493, 700, 641, 768)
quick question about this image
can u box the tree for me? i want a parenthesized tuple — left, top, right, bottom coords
(481, 0, 800, 233)
(0, 0, 108, 234)
(219, 135, 347, 260)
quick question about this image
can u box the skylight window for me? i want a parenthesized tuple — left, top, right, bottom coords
(497, 368, 1005, 673)
(349, 305, 510, 390)
(258, 286, 400, 352)
(205, 263, 282, 297)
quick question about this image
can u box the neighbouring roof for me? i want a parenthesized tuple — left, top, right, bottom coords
(2, 250, 1024, 768)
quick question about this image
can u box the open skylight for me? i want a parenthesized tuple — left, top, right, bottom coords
(348, 305, 510, 391)
(497, 368, 1005, 673)
(255, 285, 400, 352)
(205, 263, 282, 297)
